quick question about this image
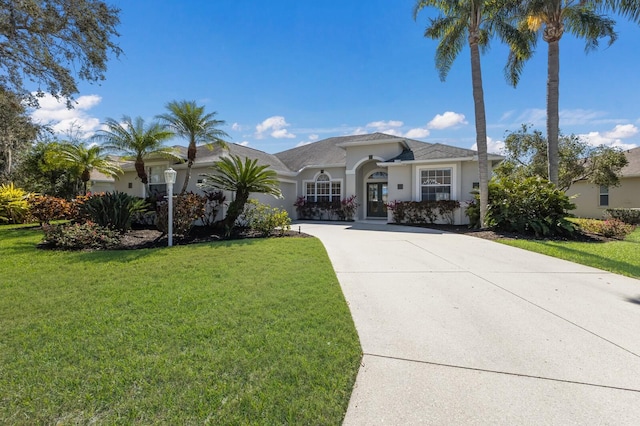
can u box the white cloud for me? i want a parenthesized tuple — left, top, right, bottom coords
(296, 134, 321, 147)
(471, 136, 505, 155)
(255, 116, 296, 139)
(30, 93, 102, 137)
(404, 128, 430, 139)
(366, 120, 404, 130)
(604, 123, 638, 139)
(427, 111, 467, 130)
(231, 122, 242, 131)
(560, 109, 609, 126)
(579, 124, 639, 150)
(511, 108, 547, 127)
(239, 141, 250, 146)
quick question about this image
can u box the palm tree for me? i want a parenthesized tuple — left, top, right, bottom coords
(157, 100, 229, 194)
(514, 1, 617, 185)
(55, 142, 122, 194)
(199, 155, 282, 231)
(414, 0, 529, 228)
(94, 116, 179, 196)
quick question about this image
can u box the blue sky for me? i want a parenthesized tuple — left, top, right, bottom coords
(31, 0, 640, 154)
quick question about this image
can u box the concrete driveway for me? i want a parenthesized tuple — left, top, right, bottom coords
(300, 222, 640, 425)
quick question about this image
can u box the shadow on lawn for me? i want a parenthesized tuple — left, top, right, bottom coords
(541, 243, 640, 278)
(72, 236, 261, 263)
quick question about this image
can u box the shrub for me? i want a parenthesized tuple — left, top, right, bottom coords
(201, 190, 226, 227)
(240, 199, 291, 236)
(27, 194, 72, 225)
(156, 192, 207, 236)
(467, 177, 576, 237)
(575, 218, 635, 239)
(0, 183, 29, 224)
(294, 195, 359, 221)
(386, 200, 461, 225)
(337, 195, 359, 221)
(604, 208, 640, 225)
(42, 221, 121, 250)
(79, 192, 148, 233)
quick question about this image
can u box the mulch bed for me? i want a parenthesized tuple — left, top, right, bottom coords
(117, 225, 312, 250)
(407, 223, 614, 243)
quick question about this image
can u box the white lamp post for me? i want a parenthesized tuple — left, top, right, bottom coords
(164, 168, 177, 247)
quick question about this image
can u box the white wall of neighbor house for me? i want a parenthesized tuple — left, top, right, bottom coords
(567, 177, 640, 219)
(89, 181, 115, 193)
(460, 161, 480, 203)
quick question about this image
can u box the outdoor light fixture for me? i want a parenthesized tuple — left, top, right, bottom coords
(164, 168, 177, 247)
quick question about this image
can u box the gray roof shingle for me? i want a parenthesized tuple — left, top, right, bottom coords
(122, 133, 492, 174)
(621, 146, 640, 177)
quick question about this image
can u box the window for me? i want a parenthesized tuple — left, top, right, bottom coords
(368, 171, 388, 180)
(305, 173, 341, 202)
(148, 166, 167, 197)
(420, 168, 451, 201)
(599, 185, 609, 206)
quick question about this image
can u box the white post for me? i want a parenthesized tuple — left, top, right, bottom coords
(164, 168, 177, 247)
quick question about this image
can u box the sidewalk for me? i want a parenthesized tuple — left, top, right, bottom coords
(300, 222, 640, 425)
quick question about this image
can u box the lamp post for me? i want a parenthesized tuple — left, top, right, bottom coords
(164, 168, 177, 247)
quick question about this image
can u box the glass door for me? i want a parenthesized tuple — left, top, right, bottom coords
(367, 182, 388, 218)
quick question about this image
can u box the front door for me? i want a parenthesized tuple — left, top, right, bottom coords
(367, 182, 388, 218)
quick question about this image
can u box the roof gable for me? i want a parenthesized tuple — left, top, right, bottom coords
(621, 146, 640, 177)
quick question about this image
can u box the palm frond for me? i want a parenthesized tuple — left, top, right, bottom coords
(563, 6, 617, 52)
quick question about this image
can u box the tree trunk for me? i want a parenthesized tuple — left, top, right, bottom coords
(81, 168, 90, 194)
(546, 38, 560, 186)
(223, 190, 249, 231)
(470, 41, 489, 228)
(180, 142, 197, 194)
(135, 157, 150, 197)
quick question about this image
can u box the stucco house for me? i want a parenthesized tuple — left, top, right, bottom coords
(566, 147, 640, 218)
(114, 132, 502, 224)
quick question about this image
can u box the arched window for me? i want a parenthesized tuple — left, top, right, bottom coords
(367, 171, 388, 180)
(305, 173, 341, 202)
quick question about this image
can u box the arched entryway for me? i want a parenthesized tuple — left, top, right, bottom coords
(365, 170, 388, 218)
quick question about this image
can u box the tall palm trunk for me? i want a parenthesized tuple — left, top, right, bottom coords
(469, 32, 489, 228)
(181, 142, 196, 194)
(546, 37, 560, 185)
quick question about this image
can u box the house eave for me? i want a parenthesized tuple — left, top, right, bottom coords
(378, 156, 485, 167)
(296, 163, 346, 173)
(336, 138, 410, 150)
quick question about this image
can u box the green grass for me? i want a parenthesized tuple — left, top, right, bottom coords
(0, 225, 361, 425)
(500, 227, 640, 279)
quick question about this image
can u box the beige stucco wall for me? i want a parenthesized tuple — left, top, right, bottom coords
(567, 177, 640, 219)
(343, 143, 404, 171)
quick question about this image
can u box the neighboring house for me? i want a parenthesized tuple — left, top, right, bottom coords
(566, 146, 640, 218)
(88, 170, 116, 193)
(114, 133, 502, 224)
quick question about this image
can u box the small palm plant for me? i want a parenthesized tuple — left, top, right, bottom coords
(54, 142, 122, 194)
(199, 155, 282, 231)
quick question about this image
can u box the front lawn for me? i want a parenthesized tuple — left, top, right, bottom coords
(499, 227, 640, 279)
(0, 226, 361, 424)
